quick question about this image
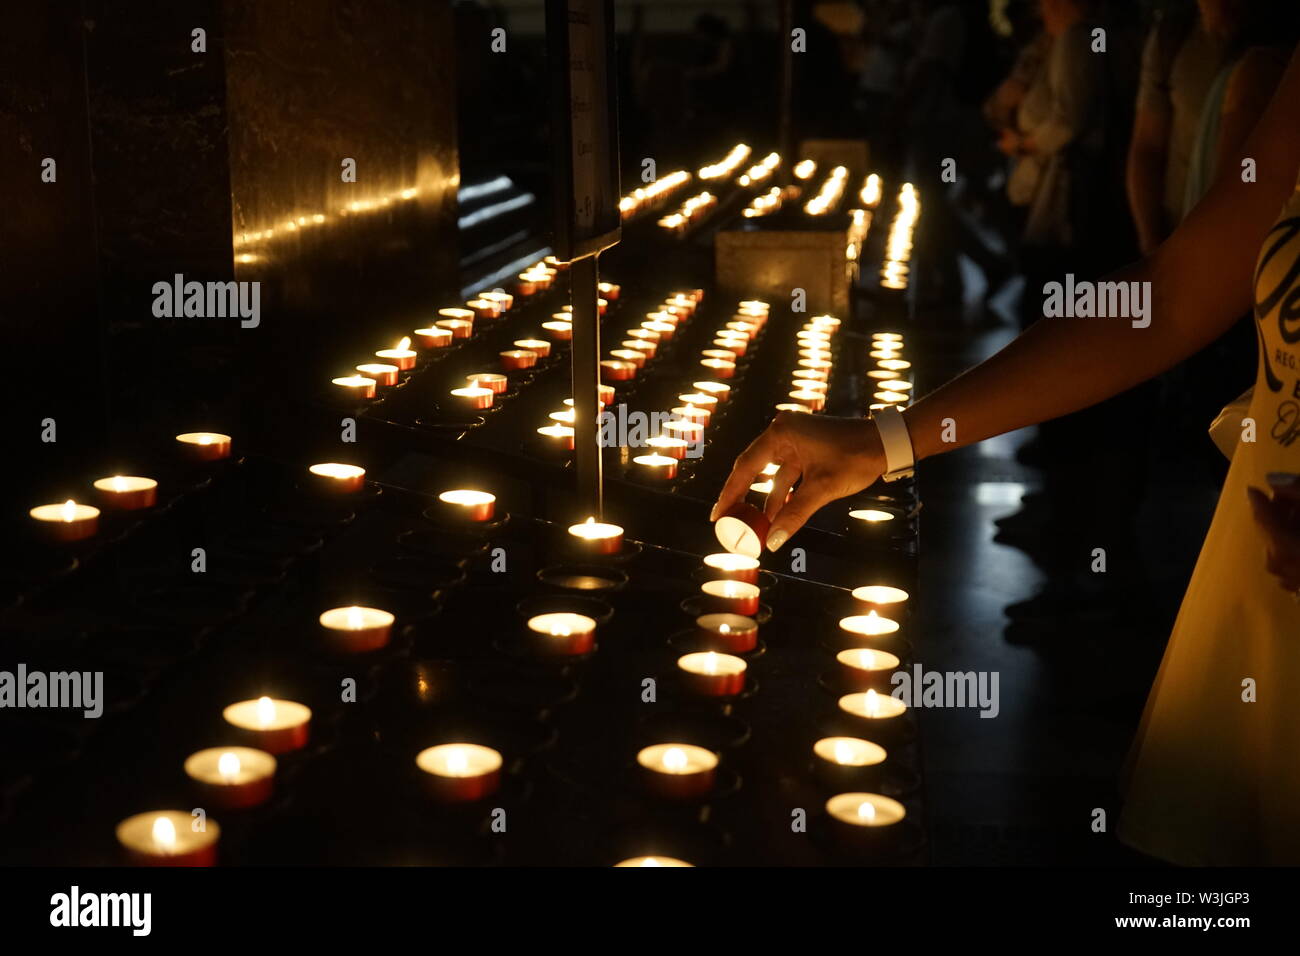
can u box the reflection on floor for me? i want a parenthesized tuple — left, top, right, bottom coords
(910, 280, 1222, 865)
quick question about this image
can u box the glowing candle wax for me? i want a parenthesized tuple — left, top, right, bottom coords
(116, 811, 220, 867)
(223, 696, 312, 754)
(308, 462, 366, 494)
(677, 651, 747, 696)
(468, 372, 508, 394)
(601, 359, 637, 382)
(614, 857, 694, 867)
(416, 743, 502, 802)
(435, 317, 474, 340)
(609, 348, 646, 369)
(567, 517, 624, 555)
(480, 290, 513, 312)
(184, 746, 276, 809)
(413, 326, 454, 349)
(700, 357, 736, 379)
(662, 419, 703, 445)
(355, 362, 399, 386)
(696, 612, 759, 653)
(437, 489, 496, 523)
(500, 349, 539, 372)
(514, 338, 551, 359)
(637, 744, 718, 799)
(869, 349, 901, 361)
(319, 605, 395, 654)
(825, 792, 907, 849)
(839, 610, 902, 642)
(450, 385, 494, 410)
(851, 585, 909, 616)
(678, 392, 718, 412)
(838, 689, 908, 741)
(789, 389, 826, 411)
(877, 358, 911, 371)
(623, 339, 657, 359)
(701, 579, 761, 616)
(176, 431, 232, 461)
(465, 298, 499, 320)
(537, 423, 575, 450)
(542, 320, 573, 341)
(633, 453, 679, 481)
(815, 736, 886, 771)
(672, 404, 711, 427)
(331, 375, 377, 399)
(527, 611, 597, 656)
(376, 336, 417, 370)
(598, 281, 621, 300)
(703, 552, 760, 584)
(873, 390, 910, 405)
(30, 499, 99, 542)
(92, 476, 157, 511)
(837, 648, 902, 690)
(693, 381, 731, 402)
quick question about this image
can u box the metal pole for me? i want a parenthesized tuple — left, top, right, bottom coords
(570, 253, 603, 518)
(777, 0, 793, 180)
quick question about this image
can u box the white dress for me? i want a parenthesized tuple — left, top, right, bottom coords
(1118, 186, 1300, 864)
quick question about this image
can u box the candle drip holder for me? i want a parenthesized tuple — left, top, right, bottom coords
(666, 628, 767, 659)
(535, 563, 628, 592)
(368, 556, 468, 595)
(679, 594, 773, 624)
(420, 505, 510, 539)
(635, 709, 752, 752)
(397, 527, 491, 561)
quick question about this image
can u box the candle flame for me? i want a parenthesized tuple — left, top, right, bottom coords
(865, 689, 880, 717)
(702, 652, 719, 675)
(663, 747, 688, 773)
(257, 695, 276, 727)
(197, 434, 214, 444)
(112, 476, 126, 491)
(347, 606, 364, 629)
(61, 499, 76, 522)
(152, 816, 177, 852)
(858, 800, 876, 823)
(834, 740, 854, 764)
(719, 623, 731, 634)
(446, 748, 469, 776)
(218, 751, 241, 780)
(640, 857, 661, 867)
(397, 336, 411, 351)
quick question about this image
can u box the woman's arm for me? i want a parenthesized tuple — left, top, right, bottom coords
(713, 46, 1300, 547)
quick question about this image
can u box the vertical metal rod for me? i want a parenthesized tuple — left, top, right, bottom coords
(570, 253, 603, 517)
(777, 0, 793, 181)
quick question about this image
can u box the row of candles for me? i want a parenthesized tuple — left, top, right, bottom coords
(623, 298, 769, 482)
(881, 183, 919, 291)
(27, 433, 239, 542)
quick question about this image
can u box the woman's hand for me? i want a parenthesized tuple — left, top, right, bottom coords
(1247, 479, 1300, 595)
(710, 413, 885, 551)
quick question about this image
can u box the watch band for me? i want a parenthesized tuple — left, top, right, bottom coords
(871, 405, 914, 481)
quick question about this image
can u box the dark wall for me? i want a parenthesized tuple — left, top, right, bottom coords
(0, 0, 462, 509)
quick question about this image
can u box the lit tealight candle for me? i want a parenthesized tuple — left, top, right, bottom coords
(332, 375, 377, 399)
(450, 385, 494, 410)
(789, 389, 826, 411)
(877, 359, 911, 372)
(851, 585, 909, 616)
(223, 696, 312, 754)
(701, 579, 760, 616)
(537, 423, 575, 450)
(642, 319, 676, 340)
(825, 792, 907, 848)
(713, 336, 747, 356)
(320, 605, 395, 654)
(435, 317, 474, 340)
(480, 290, 513, 312)
(702, 552, 759, 584)
(30, 499, 100, 542)
(632, 453, 678, 481)
(836, 648, 902, 690)
(700, 357, 736, 379)
(437, 489, 496, 522)
(839, 610, 902, 644)
(465, 298, 499, 320)
(811, 738, 883, 790)
(92, 476, 158, 511)
(872, 332, 904, 343)
(355, 362, 399, 386)
(609, 348, 646, 369)
(176, 431, 232, 461)
(598, 281, 621, 301)
(116, 811, 220, 867)
(413, 326, 454, 349)
(500, 349, 539, 371)
(677, 651, 747, 696)
(646, 435, 690, 460)
(416, 743, 503, 802)
(869, 349, 901, 361)
(514, 338, 551, 359)
(601, 359, 637, 382)
(568, 517, 624, 555)
(184, 746, 276, 809)
(308, 462, 366, 494)
(623, 339, 657, 359)
(376, 336, 417, 370)
(873, 390, 910, 404)
(637, 743, 718, 800)
(848, 508, 898, 539)
(614, 856, 694, 867)
(544, 319, 574, 341)
(527, 611, 597, 656)
(694, 381, 731, 402)
(467, 372, 508, 394)
(838, 688, 908, 740)
(678, 392, 718, 412)
(438, 307, 477, 326)
(662, 419, 703, 445)
(696, 613, 758, 653)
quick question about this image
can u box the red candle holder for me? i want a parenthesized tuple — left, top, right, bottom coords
(416, 744, 503, 803)
(414, 326, 454, 349)
(701, 579, 760, 616)
(450, 385, 494, 410)
(677, 651, 747, 696)
(637, 744, 718, 800)
(600, 360, 636, 382)
(700, 358, 736, 379)
(307, 463, 366, 494)
(500, 349, 538, 371)
(567, 518, 624, 555)
(331, 376, 377, 400)
(632, 453, 678, 481)
(514, 338, 551, 359)
(222, 697, 311, 755)
(609, 348, 645, 370)
(695, 613, 759, 653)
(185, 747, 276, 810)
(836, 648, 902, 690)
(543, 320, 573, 341)
(702, 552, 759, 584)
(117, 811, 220, 867)
(527, 611, 597, 656)
(92, 477, 158, 511)
(29, 501, 100, 542)
(319, 605, 395, 654)
(175, 432, 232, 462)
(356, 363, 399, 386)
(436, 489, 496, 523)
(435, 318, 474, 340)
